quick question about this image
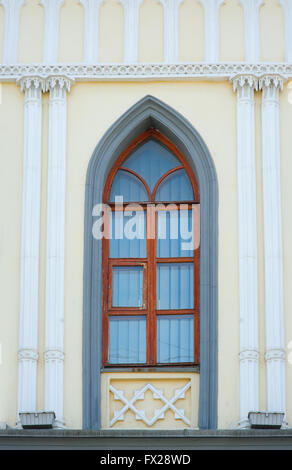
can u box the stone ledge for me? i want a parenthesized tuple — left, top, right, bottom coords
(1, 429, 292, 450)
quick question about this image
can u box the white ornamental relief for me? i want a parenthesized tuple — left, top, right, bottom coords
(109, 381, 191, 427)
(1, 63, 292, 83)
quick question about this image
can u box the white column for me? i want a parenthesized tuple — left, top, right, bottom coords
(17, 77, 44, 416)
(278, 0, 292, 62)
(40, 0, 64, 63)
(198, 0, 224, 62)
(44, 76, 72, 428)
(119, 0, 143, 63)
(232, 75, 259, 428)
(239, 0, 263, 63)
(259, 75, 286, 417)
(158, 0, 184, 63)
(0, 0, 25, 64)
(79, 0, 104, 64)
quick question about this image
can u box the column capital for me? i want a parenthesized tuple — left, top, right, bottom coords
(45, 76, 74, 93)
(158, 0, 184, 8)
(118, 0, 144, 6)
(17, 76, 46, 93)
(259, 75, 286, 91)
(198, 0, 225, 9)
(238, 0, 263, 9)
(0, 0, 25, 12)
(40, 0, 64, 7)
(231, 74, 258, 92)
(79, 0, 104, 7)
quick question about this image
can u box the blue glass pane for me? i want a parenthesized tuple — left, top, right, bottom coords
(157, 315, 194, 363)
(110, 211, 146, 258)
(123, 140, 180, 191)
(155, 169, 194, 201)
(110, 170, 148, 202)
(112, 266, 144, 307)
(157, 263, 193, 309)
(157, 210, 193, 257)
(109, 316, 146, 364)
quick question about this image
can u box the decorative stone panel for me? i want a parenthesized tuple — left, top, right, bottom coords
(101, 372, 199, 429)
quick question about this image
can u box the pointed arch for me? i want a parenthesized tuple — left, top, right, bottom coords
(83, 95, 218, 430)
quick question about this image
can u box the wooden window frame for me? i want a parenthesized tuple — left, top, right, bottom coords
(102, 129, 200, 368)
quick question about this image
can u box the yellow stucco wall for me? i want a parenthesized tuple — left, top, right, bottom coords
(18, 0, 44, 63)
(59, 0, 84, 63)
(0, 0, 292, 431)
(260, 0, 285, 62)
(179, 0, 204, 62)
(220, 0, 245, 62)
(139, 0, 164, 63)
(99, 0, 124, 63)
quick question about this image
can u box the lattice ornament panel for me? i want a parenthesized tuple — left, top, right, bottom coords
(101, 373, 199, 429)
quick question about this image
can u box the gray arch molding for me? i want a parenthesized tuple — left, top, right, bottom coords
(83, 95, 218, 430)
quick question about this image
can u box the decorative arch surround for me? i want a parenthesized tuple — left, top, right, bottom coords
(83, 95, 218, 430)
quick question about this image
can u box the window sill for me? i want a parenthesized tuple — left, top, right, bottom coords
(101, 366, 200, 373)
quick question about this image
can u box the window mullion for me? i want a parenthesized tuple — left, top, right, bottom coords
(147, 204, 156, 365)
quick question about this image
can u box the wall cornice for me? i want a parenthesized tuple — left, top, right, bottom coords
(1, 63, 292, 83)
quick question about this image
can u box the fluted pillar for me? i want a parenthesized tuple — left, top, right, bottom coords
(0, 0, 25, 64)
(79, 0, 104, 64)
(44, 76, 72, 428)
(232, 75, 259, 428)
(198, 0, 224, 62)
(158, 0, 184, 63)
(119, 0, 143, 63)
(259, 75, 286, 417)
(17, 77, 44, 417)
(41, 0, 64, 63)
(239, 0, 263, 63)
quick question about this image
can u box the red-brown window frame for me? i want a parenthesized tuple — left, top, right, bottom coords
(102, 129, 200, 367)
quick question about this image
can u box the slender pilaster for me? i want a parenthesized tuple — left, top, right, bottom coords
(40, 0, 64, 63)
(278, 0, 292, 62)
(17, 77, 44, 417)
(44, 76, 72, 428)
(232, 75, 259, 428)
(158, 0, 184, 63)
(259, 75, 286, 417)
(239, 0, 263, 63)
(0, 0, 25, 64)
(198, 0, 224, 62)
(119, 0, 143, 63)
(79, 0, 104, 64)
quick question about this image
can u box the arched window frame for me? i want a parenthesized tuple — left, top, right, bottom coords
(83, 96, 218, 430)
(102, 129, 200, 367)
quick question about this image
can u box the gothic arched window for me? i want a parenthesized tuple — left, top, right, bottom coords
(101, 129, 200, 367)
